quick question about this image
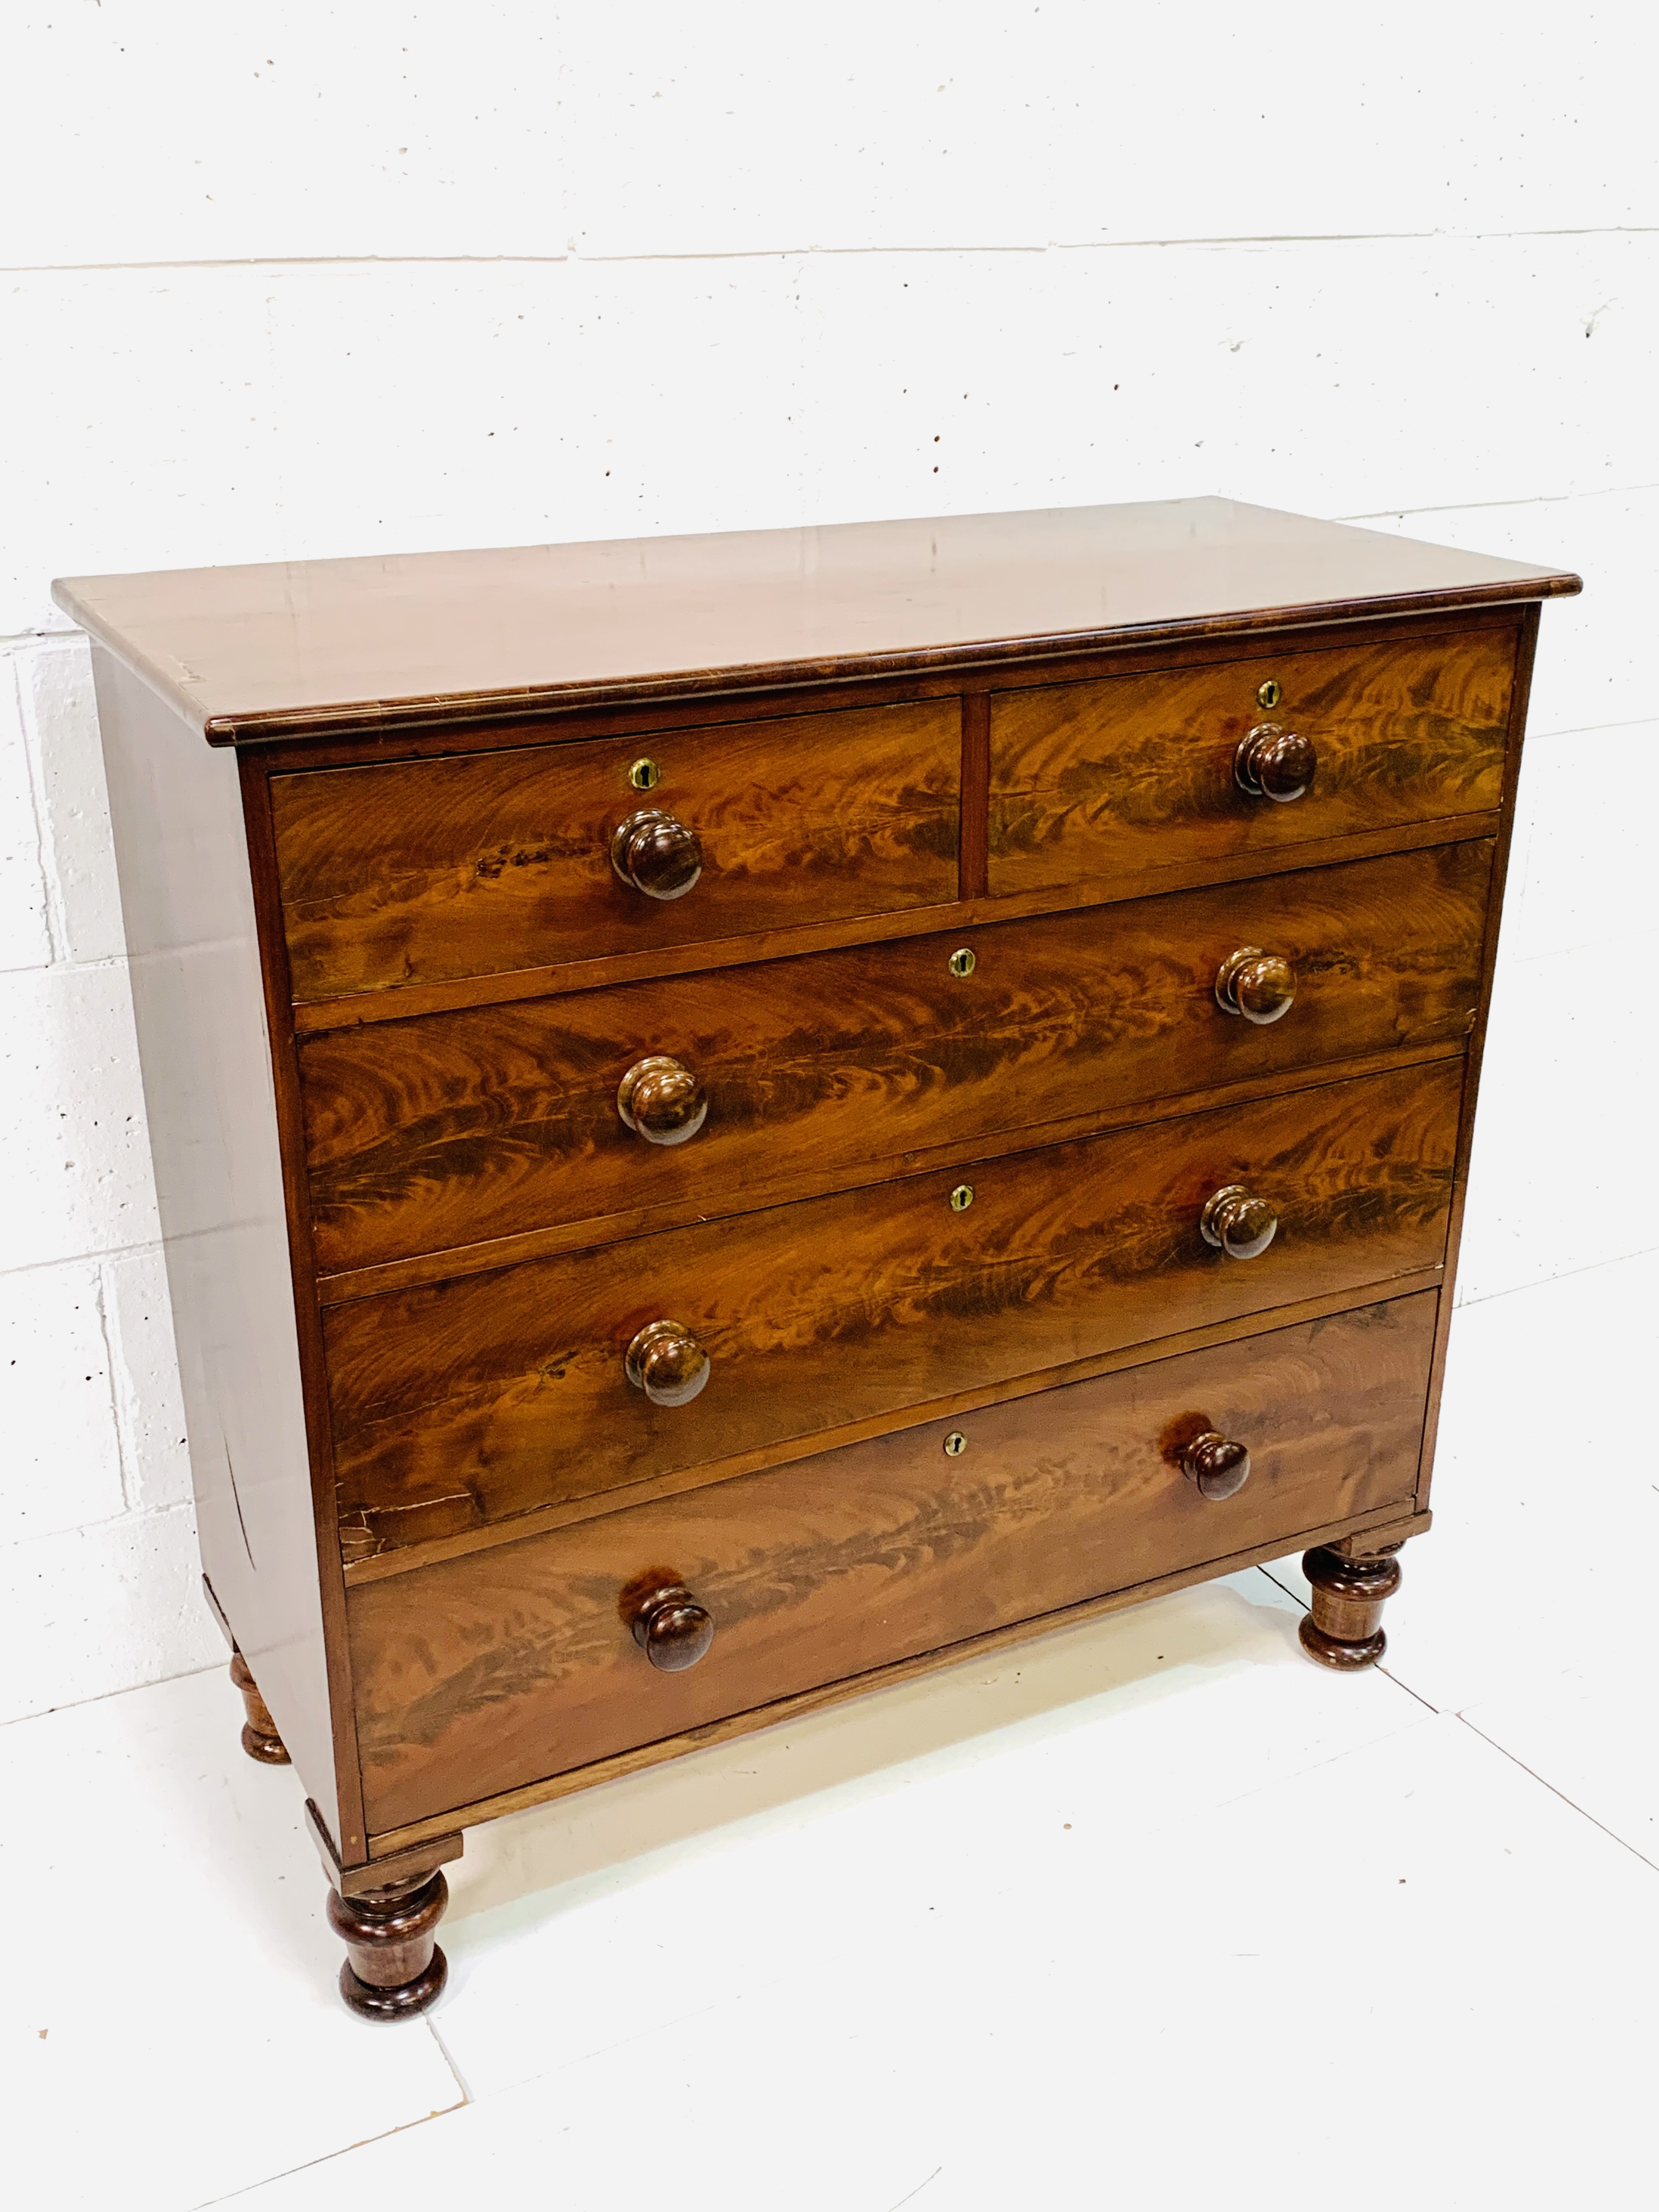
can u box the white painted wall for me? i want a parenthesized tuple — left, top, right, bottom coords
(4, 3, 1655, 1723)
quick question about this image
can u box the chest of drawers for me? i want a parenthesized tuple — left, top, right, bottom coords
(57, 499, 1578, 2017)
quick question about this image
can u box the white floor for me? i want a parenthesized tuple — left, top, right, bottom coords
(5, 1254, 1656, 2212)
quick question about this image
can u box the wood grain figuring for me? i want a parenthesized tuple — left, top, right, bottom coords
(325, 1059, 1461, 1564)
(67, 490, 1575, 2003)
(370, 1500, 1435, 1852)
(340, 1274, 1447, 1584)
(346, 1295, 1436, 1833)
(272, 698, 960, 1002)
(959, 691, 990, 898)
(53, 501, 1578, 748)
(237, 753, 372, 1861)
(989, 629, 1516, 895)
(300, 841, 1489, 1278)
(289, 811, 1498, 1037)
(247, 603, 1532, 783)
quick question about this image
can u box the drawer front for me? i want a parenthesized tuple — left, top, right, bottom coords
(271, 698, 960, 1002)
(328, 1059, 1459, 1564)
(348, 1294, 1436, 1834)
(303, 839, 1491, 1276)
(989, 627, 1515, 896)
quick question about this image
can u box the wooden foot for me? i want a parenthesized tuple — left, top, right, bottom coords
(1299, 1541, 1403, 1671)
(230, 1649, 290, 1764)
(326, 1871, 449, 2021)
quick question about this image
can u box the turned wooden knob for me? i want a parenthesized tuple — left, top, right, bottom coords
(1180, 1430, 1252, 1500)
(624, 1318, 711, 1406)
(610, 808, 703, 900)
(627, 1577, 715, 1673)
(1234, 723, 1315, 804)
(617, 1056, 708, 1146)
(1200, 1183, 1278, 1260)
(1215, 945, 1297, 1025)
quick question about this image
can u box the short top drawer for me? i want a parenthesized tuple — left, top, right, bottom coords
(270, 698, 960, 1002)
(988, 627, 1515, 896)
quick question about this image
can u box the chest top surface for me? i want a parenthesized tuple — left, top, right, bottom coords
(53, 498, 1578, 747)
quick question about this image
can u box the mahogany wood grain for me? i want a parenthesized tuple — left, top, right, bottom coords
(959, 691, 990, 899)
(989, 628, 1517, 896)
(346, 1295, 1436, 1833)
(271, 698, 959, 1002)
(370, 1498, 1436, 1853)
(237, 753, 372, 1862)
(300, 840, 1489, 1278)
(325, 1060, 1461, 1564)
(321, 1050, 1464, 1308)
(341, 1271, 1446, 1587)
(246, 601, 1537, 783)
(66, 493, 1576, 1985)
(289, 809, 1498, 1035)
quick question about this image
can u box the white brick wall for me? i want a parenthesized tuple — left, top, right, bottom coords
(4, 3, 1655, 1719)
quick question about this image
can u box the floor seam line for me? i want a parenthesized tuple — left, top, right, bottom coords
(184, 2097, 469, 2208)
(1454, 1713, 1659, 1875)
(0, 1656, 224, 1733)
(426, 2012, 476, 2102)
(1373, 1664, 1441, 1716)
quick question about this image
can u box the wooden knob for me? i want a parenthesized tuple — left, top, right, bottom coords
(1199, 1183, 1278, 1260)
(627, 1576, 715, 1672)
(617, 1056, 708, 1146)
(1180, 1430, 1252, 1500)
(1215, 946, 1297, 1025)
(610, 809, 703, 901)
(1234, 723, 1315, 803)
(624, 1319, 710, 1407)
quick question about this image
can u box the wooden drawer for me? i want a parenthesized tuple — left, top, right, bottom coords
(988, 627, 1515, 896)
(270, 698, 960, 1003)
(327, 1059, 1459, 1565)
(348, 1294, 1437, 1835)
(302, 839, 1491, 1277)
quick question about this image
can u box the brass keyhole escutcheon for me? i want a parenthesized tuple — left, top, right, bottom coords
(1256, 679, 1282, 711)
(948, 947, 977, 978)
(949, 1183, 974, 1212)
(943, 1431, 967, 1457)
(629, 757, 662, 791)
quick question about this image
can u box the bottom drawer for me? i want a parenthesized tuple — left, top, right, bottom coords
(349, 1293, 1436, 1835)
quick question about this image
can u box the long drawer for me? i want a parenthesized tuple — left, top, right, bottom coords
(327, 1059, 1460, 1565)
(348, 1294, 1437, 1836)
(271, 697, 960, 1003)
(302, 839, 1491, 1277)
(989, 626, 1515, 896)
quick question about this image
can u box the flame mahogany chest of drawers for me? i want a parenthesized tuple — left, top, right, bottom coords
(58, 500, 1578, 2015)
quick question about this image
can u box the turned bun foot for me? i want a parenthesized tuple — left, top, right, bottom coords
(230, 1650, 290, 1764)
(326, 1870, 449, 2021)
(1299, 1544, 1403, 1671)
